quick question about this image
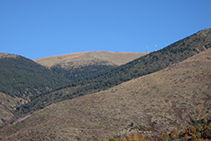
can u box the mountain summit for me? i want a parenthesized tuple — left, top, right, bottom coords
(34, 51, 148, 68)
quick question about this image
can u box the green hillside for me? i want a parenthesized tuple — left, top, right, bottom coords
(0, 55, 71, 99)
(15, 28, 211, 115)
(51, 62, 116, 81)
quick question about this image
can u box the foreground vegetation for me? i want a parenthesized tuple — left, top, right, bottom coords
(99, 119, 211, 141)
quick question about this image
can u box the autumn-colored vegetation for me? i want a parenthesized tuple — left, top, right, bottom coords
(99, 119, 211, 141)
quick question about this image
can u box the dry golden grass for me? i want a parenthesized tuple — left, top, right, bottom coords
(0, 53, 17, 58)
(1, 49, 211, 141)
(34, 51, 148, 68)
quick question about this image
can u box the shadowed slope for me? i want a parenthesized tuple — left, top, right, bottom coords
(34, 51, 148, 81)
(1, 48, 211, 141)
(0, 54, 70, 101)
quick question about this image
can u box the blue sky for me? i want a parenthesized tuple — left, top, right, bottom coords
(1, 0, 211, 59)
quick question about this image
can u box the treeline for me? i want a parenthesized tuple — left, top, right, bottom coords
(14, 29, 211, 115)
(51, 62, 116, 80)
(0, 56, 71, 98)
(99, 119, 211, 141)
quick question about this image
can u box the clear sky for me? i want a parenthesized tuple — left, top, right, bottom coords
(1, 0, 211, 59)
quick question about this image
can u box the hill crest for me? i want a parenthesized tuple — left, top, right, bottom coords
(34, 51, 148, 68)
(0, 53, 18, 58)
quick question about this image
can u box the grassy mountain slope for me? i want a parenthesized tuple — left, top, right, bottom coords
(15, 28, 211, 115)
(0, 92, 25, 124)
(34, 51, 148, 68)
(1, 46, 211, 141)
(0, 54, 71, 99)
(35, 51, 148, 80)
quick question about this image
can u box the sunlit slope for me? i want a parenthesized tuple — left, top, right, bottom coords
(1, 47, 211, 141)
(34, 51, 148, 68)
(0, 92, 24, 124)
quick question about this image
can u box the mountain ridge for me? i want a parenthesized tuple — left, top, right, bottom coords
(0, 53, 18, 58)
(14, 28, 211, 115)
(35, 51, 148, 81)
(34, 51, 148, 68)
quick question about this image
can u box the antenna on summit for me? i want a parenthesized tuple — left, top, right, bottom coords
(146, 45, 148, 53)
(155, 44, 157, 51)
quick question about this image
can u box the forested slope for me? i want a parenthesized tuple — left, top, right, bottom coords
(51, 62, 116, 81)
(0, 54, 71, 99)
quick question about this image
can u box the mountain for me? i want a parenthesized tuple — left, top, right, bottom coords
(14, 28, 211, 115)
(1, 46, 210, 141)
(34, 51, 148, 80)
(34, 51, 148, 68)
(0, 54, 73, 125)
(0, 53, 70, 100)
